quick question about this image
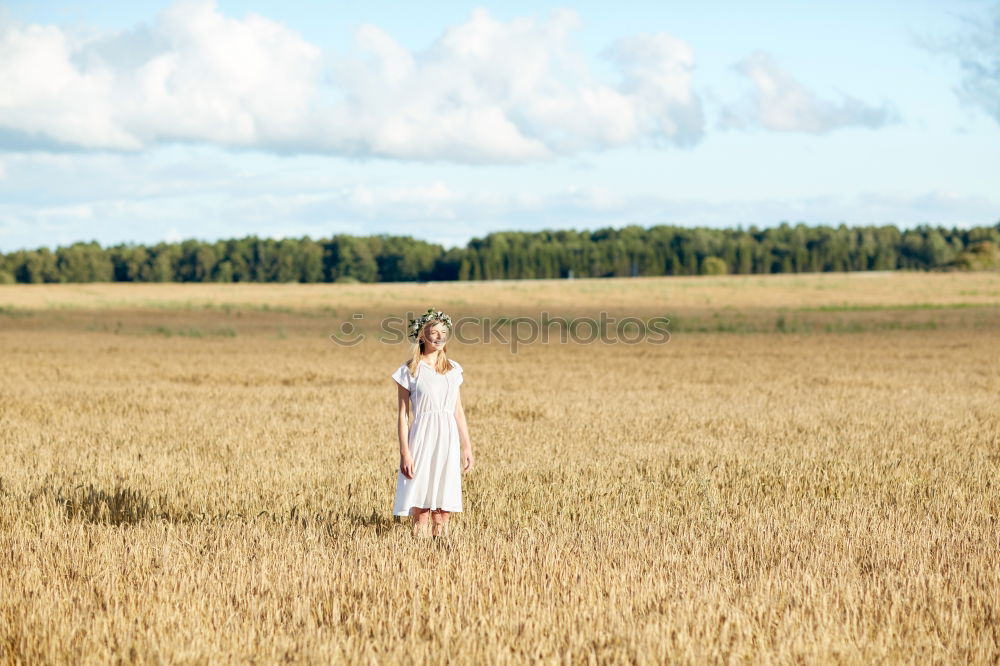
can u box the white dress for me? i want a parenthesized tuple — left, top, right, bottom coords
(391, 359, 464, 516)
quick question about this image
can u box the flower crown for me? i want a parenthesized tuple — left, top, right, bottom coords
(408, 308, 453, 342)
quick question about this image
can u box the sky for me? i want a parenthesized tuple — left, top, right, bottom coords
(0, 0, 998, 252)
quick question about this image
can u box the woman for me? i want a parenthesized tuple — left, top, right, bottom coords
(391, 308, 474, 538)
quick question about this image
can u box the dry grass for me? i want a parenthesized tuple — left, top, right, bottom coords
(0, 272, 998, 664)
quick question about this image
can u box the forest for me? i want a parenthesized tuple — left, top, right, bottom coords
(1, 221, 998, 284)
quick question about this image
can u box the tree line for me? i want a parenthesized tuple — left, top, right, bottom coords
(1, 222, 998, 284)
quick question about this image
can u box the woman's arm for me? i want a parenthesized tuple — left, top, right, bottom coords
(454, 389, 474, 473)
(397, 383, 414, 478)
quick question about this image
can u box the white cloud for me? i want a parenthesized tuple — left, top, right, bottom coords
(0, 1, 703, 162)
(604, 32, 703, 147)
(321, 8, 703, 160)
(720, 51, 897, 133)
(953, 4, 1000, 125)
(349, 181, 459, 219)
(0, 0, 325, 150)
(3, 172, 996, 253)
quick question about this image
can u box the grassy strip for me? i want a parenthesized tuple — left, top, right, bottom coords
(794, 301, 1000, 312)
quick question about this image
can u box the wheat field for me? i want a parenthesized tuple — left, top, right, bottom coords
(1, 271, 998, 664)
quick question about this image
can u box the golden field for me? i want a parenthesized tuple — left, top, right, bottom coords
(1, 271, 998, 664)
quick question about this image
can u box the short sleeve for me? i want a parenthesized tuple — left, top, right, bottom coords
(391, 363, 412, 391)
(451, 360, 463, 386)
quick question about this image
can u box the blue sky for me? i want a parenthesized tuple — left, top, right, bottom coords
(0, 0, 998, 251)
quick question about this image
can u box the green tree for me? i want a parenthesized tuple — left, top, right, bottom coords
(55, 241, 113, 282)
(701, 256, 728, 275)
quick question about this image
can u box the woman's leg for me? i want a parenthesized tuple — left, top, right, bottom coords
(410, 507, 431, 537)
(430, 509, 449, 537)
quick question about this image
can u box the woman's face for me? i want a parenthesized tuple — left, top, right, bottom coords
(424, 323, 449, 351)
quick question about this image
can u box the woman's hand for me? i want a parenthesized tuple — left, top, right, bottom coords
(400, 452, 415, 479)
(461, 446, 474, 473)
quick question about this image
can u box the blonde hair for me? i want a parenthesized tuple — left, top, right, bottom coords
(403, 319, 456, 377)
